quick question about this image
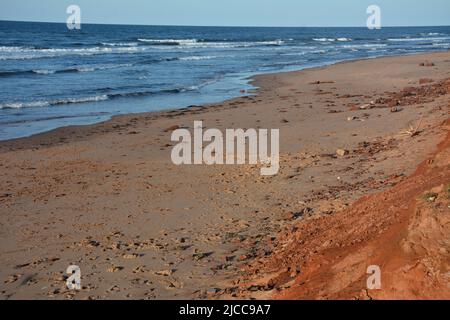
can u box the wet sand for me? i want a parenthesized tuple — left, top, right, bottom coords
(0, 52, 449, 300)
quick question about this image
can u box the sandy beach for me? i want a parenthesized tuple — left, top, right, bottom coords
(1, 52, 449, 300)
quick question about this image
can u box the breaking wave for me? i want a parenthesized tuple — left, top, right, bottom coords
(0, 85, 203, 109)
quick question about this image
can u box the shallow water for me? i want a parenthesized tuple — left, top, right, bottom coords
(0, 21, 449, 140)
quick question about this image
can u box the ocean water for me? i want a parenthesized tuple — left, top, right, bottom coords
(0, 21, 449, 140)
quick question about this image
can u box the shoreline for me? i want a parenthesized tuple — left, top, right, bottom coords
(1, 50, 448, 148)
(1, 51, 449, 300)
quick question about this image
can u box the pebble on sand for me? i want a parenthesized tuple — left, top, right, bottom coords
(336, 149, 350, 157)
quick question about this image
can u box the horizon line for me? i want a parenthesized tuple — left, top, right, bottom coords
(1, 19, 450, 29)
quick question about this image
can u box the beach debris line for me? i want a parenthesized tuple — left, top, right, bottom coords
(346, 78, 450, 111)
(401, 115, 424, 137)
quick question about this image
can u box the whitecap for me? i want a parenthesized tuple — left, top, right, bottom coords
(138, 38, 198, 45)
(0, 95, 109, 109)
(388, 36, 450, 42)
(32, 69, 56, 75)
(179, 55, 217, 61)
(101, 42, 138, 47)
(0, 45, 141, 61)
(313, 38, 352, 42)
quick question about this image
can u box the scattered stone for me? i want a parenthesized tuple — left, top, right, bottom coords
(176, 245, 191, 251)
(281, 211, 304, 221)
(238, 254, 249, 261)
(207, 288, 220, 296)
(359, 104, 371, 110)
(388, 100, 401, 108)
(4, 274, 21, 284)
(193, 252, 213, 261)
(336, 149, 350, 157)
(108, 285, 120, 292)
(225, 255, 236, 262)
(390, 106, 403, 113)
(310, 80, 335, 85)
(132, 266, 148, 274)
(248, 285, 262, 292)
(52, 289, 61, 295)
(164, 125, 180, 133)
(155, 269, 175, 277)
(122, 253, 140, 259)
(131, 278, 152, 286)
(290, 266, 301, 278)
(419, 78, 434, 85)
(86, 240, 100, 248)
(165, 279, 184, 289)
(107, 266, 124, 273)
(425, 192, 438, 202)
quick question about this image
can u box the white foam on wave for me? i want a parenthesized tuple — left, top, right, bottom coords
(258, 40, 285, 45)
(0, 101, 51, 109)
(101, 42, 138, 47)
(0, 46, 26, 51)
(0, 46, 141, 60)
(75, 63, 133, 72)
(59, 95, 109, 104)
(138, 38, 198, 45)
(0, 39, 287, 60)
(179, 55, 217, 61)
(432, 42, 450, 47)
(0, 95, 109, 109)
(388, 36, 450, 42)
(281, 51, 308, 56)
(313, 38, 352, 42)
(138, 38, 284, 48)
(310, 50, 327, 54)
(342, 43, 388, 49)
(421, 32, 445, 36)
(32, 69, 56, 75)
(1, 63, 134, 77)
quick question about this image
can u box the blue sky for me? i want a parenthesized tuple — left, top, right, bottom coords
(0, 0, 449, 27)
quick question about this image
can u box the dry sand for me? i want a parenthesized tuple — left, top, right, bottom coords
(0, 52, 449, 300)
